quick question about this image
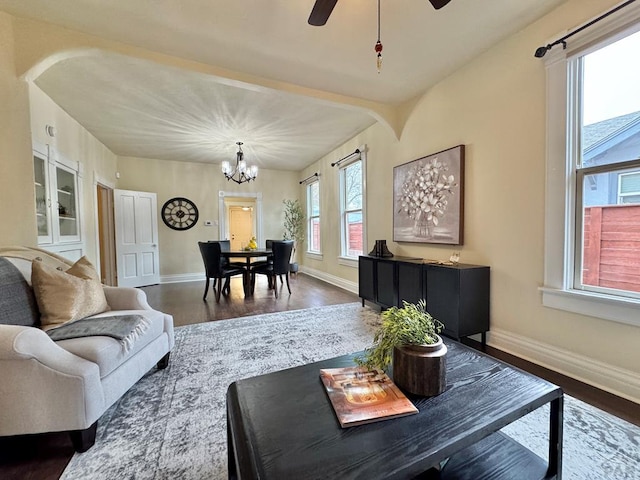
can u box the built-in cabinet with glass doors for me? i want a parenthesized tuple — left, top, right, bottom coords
(33, 147, 82, 254)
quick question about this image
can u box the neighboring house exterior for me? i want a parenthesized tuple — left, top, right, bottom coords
(582, 111, 640, 293)
(583, 111, 640, 206)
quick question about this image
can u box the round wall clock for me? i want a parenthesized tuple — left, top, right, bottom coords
(161, 197, 199, 231)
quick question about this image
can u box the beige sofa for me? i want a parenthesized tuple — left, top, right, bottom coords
(0, 248, 174, 452)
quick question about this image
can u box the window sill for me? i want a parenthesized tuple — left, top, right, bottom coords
(540, 286, 640, 328)
(306, 252, 323, 261)
(338, 256, 358, 268)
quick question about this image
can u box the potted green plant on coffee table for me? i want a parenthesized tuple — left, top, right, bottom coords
(357, 300, 447, 396)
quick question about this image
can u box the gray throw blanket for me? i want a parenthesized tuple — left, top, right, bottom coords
(46, 314, 150, 352)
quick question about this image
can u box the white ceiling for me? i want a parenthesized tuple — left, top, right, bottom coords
(0, 0, 566, 171)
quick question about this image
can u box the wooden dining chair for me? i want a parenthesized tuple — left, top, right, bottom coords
(198, 241, 246, 302)
(250, 240, 293, 298)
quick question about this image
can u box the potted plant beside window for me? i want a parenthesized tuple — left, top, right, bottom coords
(283, 199, 305, 273)
(356, 300, 447, 396)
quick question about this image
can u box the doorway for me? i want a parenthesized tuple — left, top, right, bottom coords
(96, 183, 117, 285)
(218, 191, 264, 248)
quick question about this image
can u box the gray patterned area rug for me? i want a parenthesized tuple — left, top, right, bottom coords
(60, 303, 640, 480)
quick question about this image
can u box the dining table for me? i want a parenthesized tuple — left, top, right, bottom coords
(220, 249, 272, 295)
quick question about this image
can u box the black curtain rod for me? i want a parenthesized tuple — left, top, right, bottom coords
(299, 172, 319, 184)
(331, 149, 360, 167)
(534, 0, 636, 58)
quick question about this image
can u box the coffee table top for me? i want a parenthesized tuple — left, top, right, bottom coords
(227, 339, 562, 479)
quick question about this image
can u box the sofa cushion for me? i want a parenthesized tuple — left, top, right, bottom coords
(54, 309, 165, 378)
(31, 256, 110, 330)
(0, 257, 40, 327)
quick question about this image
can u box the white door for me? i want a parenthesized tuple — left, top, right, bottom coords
(114, 189, 160, 287)
(229, 207, 254, 250)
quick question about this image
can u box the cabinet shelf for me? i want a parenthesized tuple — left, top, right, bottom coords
(57, 189, 73, 196)
(59, 216, 76, 221)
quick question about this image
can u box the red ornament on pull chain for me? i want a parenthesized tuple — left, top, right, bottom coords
(375, 40, 383, 73)
(375, 0, 383, 73)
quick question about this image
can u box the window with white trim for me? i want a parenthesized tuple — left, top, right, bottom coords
(618, 171, 640, 204)
(307, 180, 321, 254)
(574, 30, 640, 299)
(339, 152, 366, 259)
(542, 5, 640, 326)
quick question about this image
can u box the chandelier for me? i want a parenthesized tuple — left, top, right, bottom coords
(221, 142, 258, 184)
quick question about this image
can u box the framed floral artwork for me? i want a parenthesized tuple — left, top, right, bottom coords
(393, 145, 464, 245)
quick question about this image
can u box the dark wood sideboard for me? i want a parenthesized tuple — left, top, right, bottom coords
(359, 255, 490, 345)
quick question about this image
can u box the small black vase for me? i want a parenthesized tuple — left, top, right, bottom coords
(368, 240, 393, 257)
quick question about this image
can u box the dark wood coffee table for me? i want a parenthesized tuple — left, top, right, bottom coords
(227, 339, 563, 479)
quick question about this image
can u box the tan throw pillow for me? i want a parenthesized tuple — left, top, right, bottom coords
(31, 256, 110, 330)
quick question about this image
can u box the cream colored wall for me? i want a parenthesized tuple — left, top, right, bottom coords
(0, 12, 118, 259)
(300, 128, 400, 283)
(1, 10, 300, 277)
(302, 0, 639, 402)
(28, 84, 118, 264)
(1, 1, 637, 401)
(116, 156, 299, 276)
(0, 12, 36, 246)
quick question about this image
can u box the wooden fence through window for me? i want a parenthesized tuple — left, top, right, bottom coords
(583, 204, 640, 293)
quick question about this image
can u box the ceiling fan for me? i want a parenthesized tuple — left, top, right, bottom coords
(308, 0, 452, 26)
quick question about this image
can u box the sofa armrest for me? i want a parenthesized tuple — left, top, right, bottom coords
(102, 285, 153, 311)
(100, 286, 175, 351)
(0, 324, 104, 436)
(0, 324, 97, 374)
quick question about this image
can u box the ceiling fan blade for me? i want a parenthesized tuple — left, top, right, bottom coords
(308, 0, 339, 26)
(428, 0, 452, 10)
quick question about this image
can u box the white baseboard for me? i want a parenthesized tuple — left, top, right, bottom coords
(299, 265, 358, 294)
(489, 328, 640, 404)
(160, 272, 203, 284)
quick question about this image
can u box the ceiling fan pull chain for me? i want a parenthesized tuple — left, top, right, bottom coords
(375, 0, 383, 73)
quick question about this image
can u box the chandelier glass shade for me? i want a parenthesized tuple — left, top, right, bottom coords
(221, 142, 258, 184)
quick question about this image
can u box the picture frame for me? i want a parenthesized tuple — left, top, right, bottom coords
(393, 145, 464, 245)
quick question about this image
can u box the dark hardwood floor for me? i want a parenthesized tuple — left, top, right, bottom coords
(1, 273, 638, 480)
(140, 272, 359, 328)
